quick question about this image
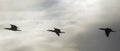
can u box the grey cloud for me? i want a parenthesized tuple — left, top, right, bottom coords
(13, 46, 33, 51)
(40, 0, 59, 9)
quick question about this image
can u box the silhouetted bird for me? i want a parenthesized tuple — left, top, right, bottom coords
(4, 24, 21, 31)
(99, 28, 116, 37)
(48, 28, 65, 36)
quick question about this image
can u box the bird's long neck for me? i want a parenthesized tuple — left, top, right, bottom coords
(52, 31, 55, 32)
(5, 28, 11, 30)
(60, 32, 65, 33)
(111, 31, 115, 32)
(49, 30, 55, 32)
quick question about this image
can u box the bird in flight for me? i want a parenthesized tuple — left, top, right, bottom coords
(4, 24, 21, 31)
(48, 28, 65, 36)
(99, 28, 116, 37)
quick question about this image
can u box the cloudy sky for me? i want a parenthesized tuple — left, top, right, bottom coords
(0, 0, 120, 51)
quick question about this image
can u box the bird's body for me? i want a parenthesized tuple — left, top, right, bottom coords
(48, 28, 65, 36)
(99, 28, 116, 37)
(4, 24, 21, 31)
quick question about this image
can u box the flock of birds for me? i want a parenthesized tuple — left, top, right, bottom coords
(4, 24, 116, 37)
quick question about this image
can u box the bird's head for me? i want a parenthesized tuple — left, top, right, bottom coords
(10, 24, 13, 25)
(54, 28, 58, 29)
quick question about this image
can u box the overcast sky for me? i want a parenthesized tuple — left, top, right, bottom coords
(0, 0, 120, 51)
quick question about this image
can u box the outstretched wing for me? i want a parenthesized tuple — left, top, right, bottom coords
(55, 32, 60, 36)
(105, 30, 110, 37)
